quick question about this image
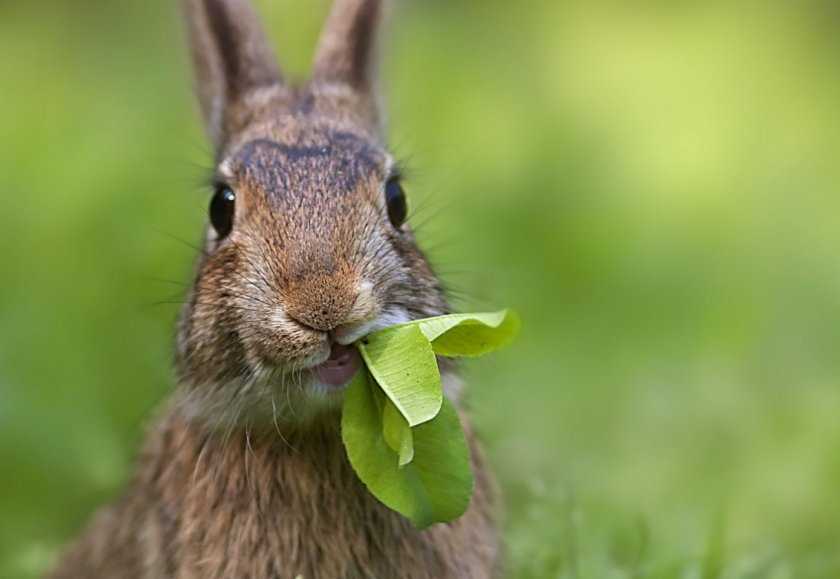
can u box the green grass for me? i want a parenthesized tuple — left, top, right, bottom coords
(2, 1, 840, 577)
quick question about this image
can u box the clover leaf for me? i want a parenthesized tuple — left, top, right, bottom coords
(358, 324, 442, 427)
(341, 309, 519, 528)
(341, 371, 473, 529)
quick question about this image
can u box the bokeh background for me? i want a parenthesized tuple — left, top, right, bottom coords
(2, 0, 840, 577)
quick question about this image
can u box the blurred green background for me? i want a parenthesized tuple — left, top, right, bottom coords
(2, 0, 840, 577)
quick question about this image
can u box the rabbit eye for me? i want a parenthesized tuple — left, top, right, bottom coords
(210, 185, 236, 239)
(385, 177, 408, 229)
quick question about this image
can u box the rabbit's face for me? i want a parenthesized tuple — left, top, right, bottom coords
(175, 113, 447, 427)
(176, 0, 443, 427)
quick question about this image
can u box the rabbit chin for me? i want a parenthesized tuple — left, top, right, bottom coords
(174, 353, 465, 434)
(175, 365, 350, 433)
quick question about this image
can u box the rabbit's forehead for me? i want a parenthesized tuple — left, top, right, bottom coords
(223, 129, 389, 203)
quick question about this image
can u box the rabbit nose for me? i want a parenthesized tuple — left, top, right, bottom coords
(283, 273, 356, 332)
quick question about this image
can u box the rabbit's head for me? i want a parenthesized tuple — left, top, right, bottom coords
(176, 0, 447, 429)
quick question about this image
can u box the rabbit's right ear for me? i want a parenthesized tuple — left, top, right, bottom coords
(182, 0, 284, 149)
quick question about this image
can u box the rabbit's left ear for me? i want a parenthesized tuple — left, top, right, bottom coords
(311, 0, 385, 130)
(183, 0, 285, 150)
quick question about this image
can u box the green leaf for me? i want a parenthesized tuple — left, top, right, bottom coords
(382, 398, 414, 467)
(341, 309, 519, 527)
(394, 309, 521, 358)
(342, 371, 474, 529)
(358, 324, 442, 427)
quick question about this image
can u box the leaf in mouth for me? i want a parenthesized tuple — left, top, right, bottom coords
(340, 309, 520, 528)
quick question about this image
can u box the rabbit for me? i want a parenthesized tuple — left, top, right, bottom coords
(47, 0, 501, 578)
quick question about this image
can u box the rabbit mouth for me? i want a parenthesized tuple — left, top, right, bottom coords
(295, 307, 412, 392)
(310, 343, 362, 388)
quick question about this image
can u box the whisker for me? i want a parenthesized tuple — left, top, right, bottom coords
(143, 277, 191, 288)
(191, 432, 212, 488)
(152, 228, 209, 258)
(271, 391, 297, 453)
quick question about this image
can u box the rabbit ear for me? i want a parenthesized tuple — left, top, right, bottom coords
(183, 0, 284, 148)
(311, 0, 384, 123)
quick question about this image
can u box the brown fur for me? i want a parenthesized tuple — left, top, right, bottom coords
(49, 401, 498, 579)
(48, 1, 500, 577)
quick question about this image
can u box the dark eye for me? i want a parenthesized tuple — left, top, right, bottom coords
(209, 185, 236, 239)
(385, 177, 408, 229)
